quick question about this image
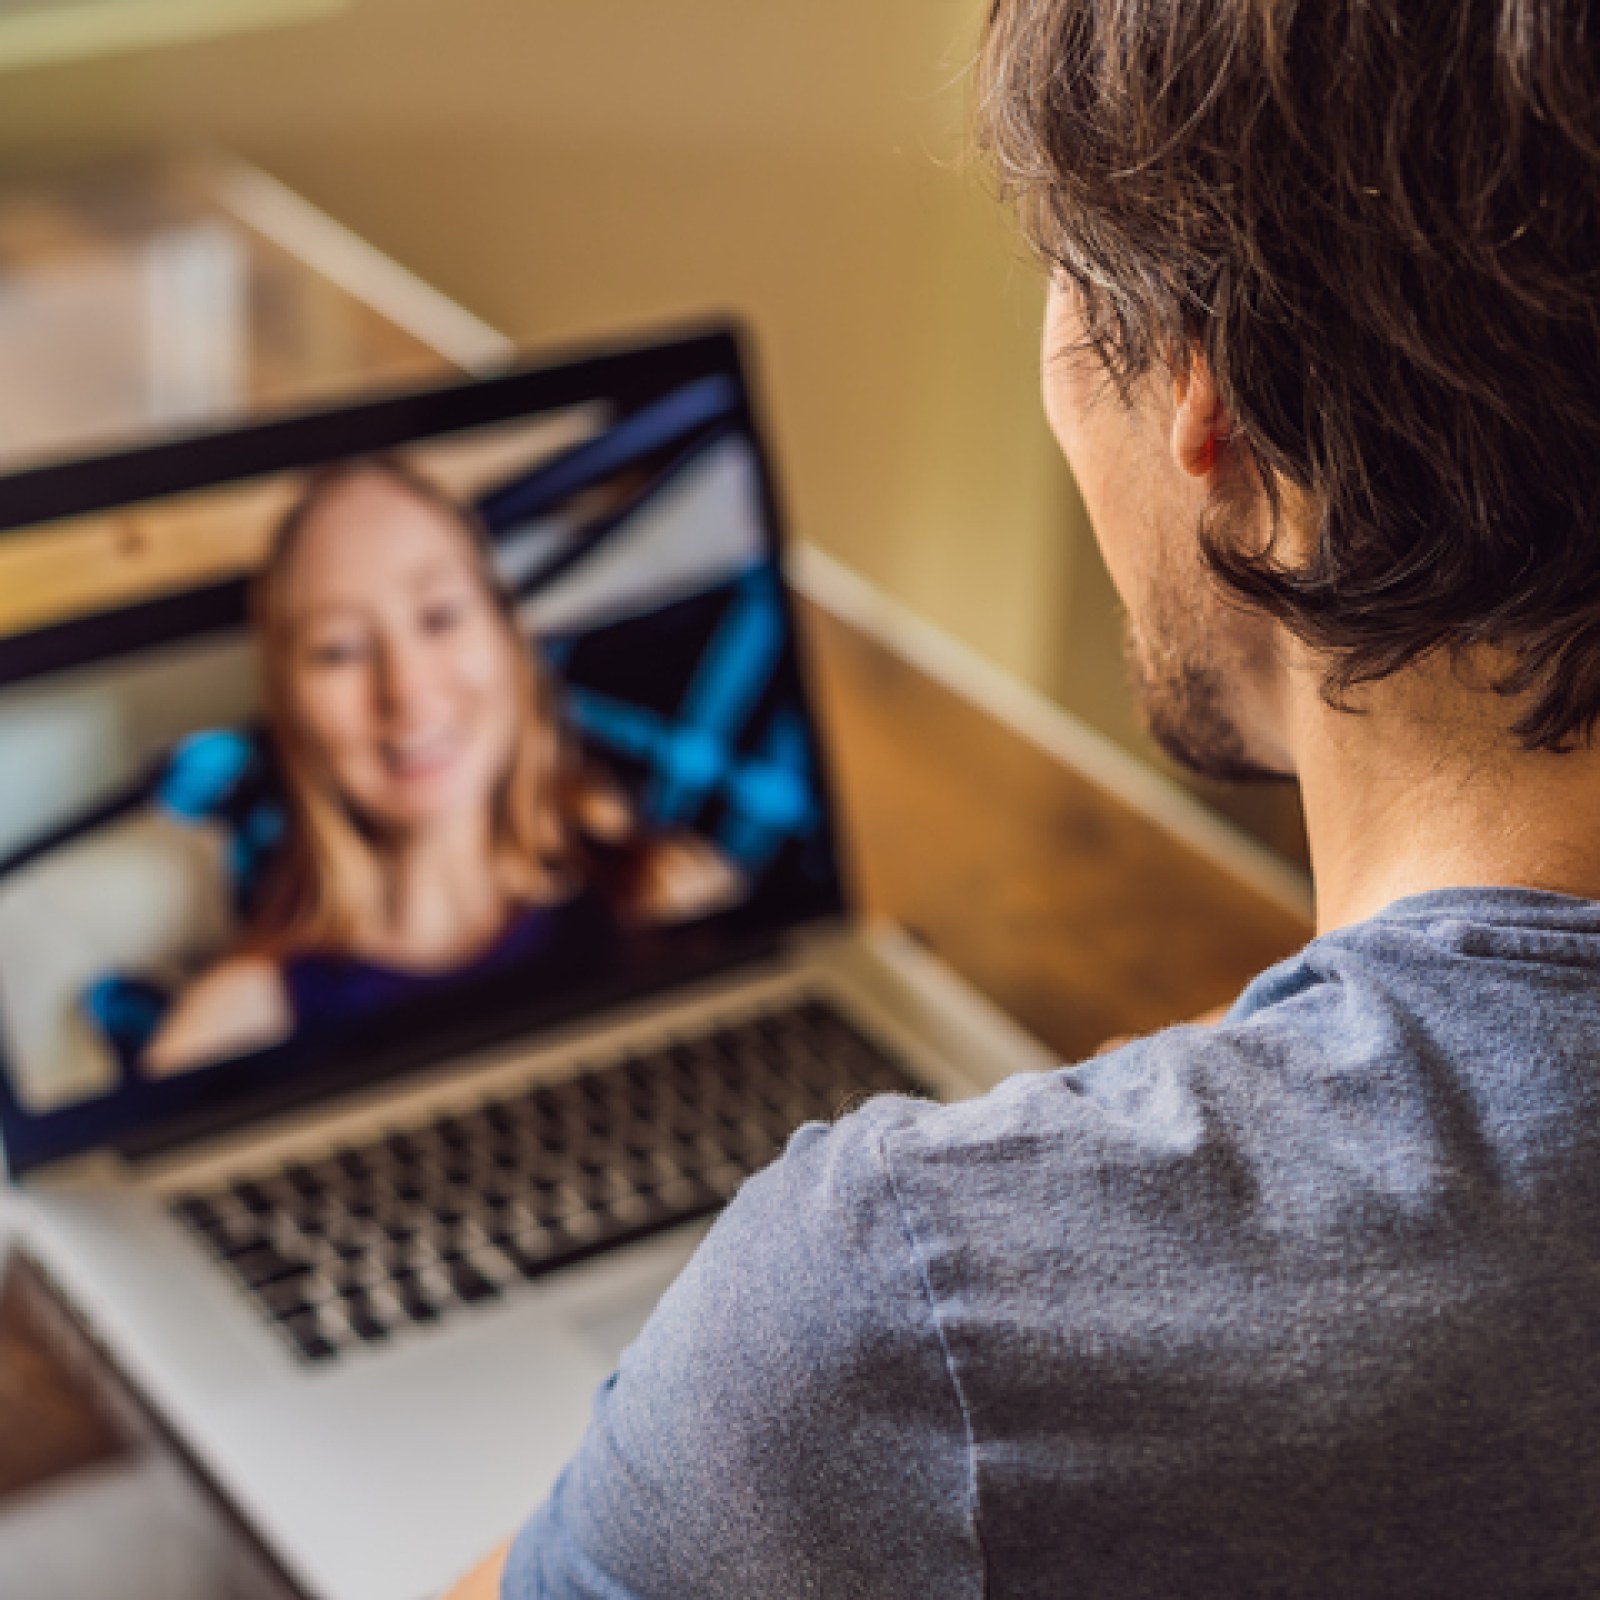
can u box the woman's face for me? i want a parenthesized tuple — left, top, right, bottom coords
(279, 471, 524, 840)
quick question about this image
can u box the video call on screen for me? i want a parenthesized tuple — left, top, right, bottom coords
(0, 376, 838, 1127)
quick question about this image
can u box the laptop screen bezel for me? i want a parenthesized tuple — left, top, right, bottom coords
(0, 321, 856, 1177)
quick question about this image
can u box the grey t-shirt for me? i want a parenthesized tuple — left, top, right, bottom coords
(506, 889, 1600, 1597)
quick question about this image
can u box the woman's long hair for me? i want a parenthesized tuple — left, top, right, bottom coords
(244, 456, 574, 956)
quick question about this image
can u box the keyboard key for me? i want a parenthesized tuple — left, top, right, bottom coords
(416, 1263, 456, 1304)
(436, 1116, 472, 1151)
(282, 1311, 339, 1363)
(228, 1244, 306, 1288)
(365, 1285, 408, 1327)
(561, 1209, 608, 1245)
(447, 1260, 499, 1304)
(234, 1180, 275, 1215)
(539, 1183, 587, 1221)
(259, 1276, 314, 1319)
(291, 1208, 332, 1238)
(656, 1175, 718, 1212)
(442, 1218, 490, 1260)
(503, 1234, 558, 1278)
(397, 1236, 441, 1272)
(702, 1162, 750, 1200)
(173, 1195, 220, 1230)
(610, 1191, 661, 1227)
(391, 1175, 433, 1205)
(393, 1273, 443, 1323)
(298, 1271, 339, 1306)
(342, 1292, 390, 1344)
(314, 1301, 355, 1343)
(212, 1212, 271, 1254)
(468, 1245, 519, 1287)
(432, 1190, 473, 1225)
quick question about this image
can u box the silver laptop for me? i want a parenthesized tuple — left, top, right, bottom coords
(0, 324, 1052, 1600)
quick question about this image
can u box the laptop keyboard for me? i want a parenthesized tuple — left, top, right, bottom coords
(170, 997, 923, 1364)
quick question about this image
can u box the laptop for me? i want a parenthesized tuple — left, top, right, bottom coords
(0, 324, 1053, 1600)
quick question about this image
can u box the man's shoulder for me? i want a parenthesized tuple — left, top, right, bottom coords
(510, 1091, 985, 1599)
(863, 1017, 1290, 1191)
(594, 1091, 968, 1436)
(709, 1019, 1294, 1340)
(853, 993, 1397, 1299)
(689, 1090, 935, 1340)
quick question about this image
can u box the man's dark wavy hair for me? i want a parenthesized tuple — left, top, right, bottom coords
(978, 0, 1600, 750)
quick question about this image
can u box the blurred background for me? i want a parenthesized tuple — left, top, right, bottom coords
(0, 0, 1305, 862)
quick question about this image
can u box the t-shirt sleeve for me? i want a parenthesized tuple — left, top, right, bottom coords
(501, 1098, 984, 1600)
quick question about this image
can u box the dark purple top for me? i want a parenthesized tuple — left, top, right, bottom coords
(282, 891, 616, 1037)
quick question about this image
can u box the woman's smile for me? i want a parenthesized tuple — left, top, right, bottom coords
(379, 725, 467, 782)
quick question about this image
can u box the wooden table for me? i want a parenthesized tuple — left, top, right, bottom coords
(0, 151, 1311, 1595)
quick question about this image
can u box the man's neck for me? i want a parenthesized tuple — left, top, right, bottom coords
(1286, 656, 1600, 935)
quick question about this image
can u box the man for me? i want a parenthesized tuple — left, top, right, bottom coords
(453, 0, 1600, 1592)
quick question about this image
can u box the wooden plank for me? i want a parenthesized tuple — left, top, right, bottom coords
(0, 1261, 123, 1499)
(0, 1253, 303, 1597)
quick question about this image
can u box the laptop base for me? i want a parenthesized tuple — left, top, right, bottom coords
(16, 921, 1054, 1600)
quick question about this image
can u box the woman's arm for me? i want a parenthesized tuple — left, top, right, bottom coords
(143, 956, 291, 1077)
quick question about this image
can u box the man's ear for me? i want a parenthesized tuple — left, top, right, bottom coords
(1171, 357, 1230, 479)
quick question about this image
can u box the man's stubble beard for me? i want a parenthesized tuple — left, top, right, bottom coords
(1123, 562, 1289, 788)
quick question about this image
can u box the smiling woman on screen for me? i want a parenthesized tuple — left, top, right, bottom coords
(145, 458, 741, 1077)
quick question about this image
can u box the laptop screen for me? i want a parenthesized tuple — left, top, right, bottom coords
(0, 327, 848, 1175)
